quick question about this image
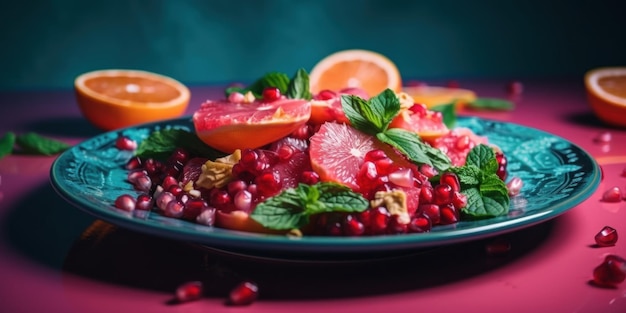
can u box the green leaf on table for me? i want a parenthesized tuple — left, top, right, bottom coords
(467, 97, 515, 111)
(135, 128, 224, 160)
(0, 132, 16, 158)
(15, 132, 70, 156)
(251, 182, 369, 230)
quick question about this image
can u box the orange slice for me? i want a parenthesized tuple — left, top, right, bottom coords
(401, 85, 477, 108)
(75, 69, 190, 130)
(585, 67, 626, 128)
(309, 49, 402, 97)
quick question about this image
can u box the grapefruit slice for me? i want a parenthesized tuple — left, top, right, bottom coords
(192, 99, 311, 153)
(585, 67, 626, 128)
(309, 49, 402, 97)
(401, 85, 477, 109)
(75, 69, 190, 130)
(389, 104, 450, 141)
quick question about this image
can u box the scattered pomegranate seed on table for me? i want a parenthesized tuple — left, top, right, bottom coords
(594, 226, 618, 247)
(601, 187, 623, 202)
(175, 281, 203, 303)
(228, 281, 259, 306)
(506, 81, 523, 96)
(592, 255, 626, 287)
(593, 131, 612, 144)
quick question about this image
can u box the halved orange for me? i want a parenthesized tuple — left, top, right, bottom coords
(585, 67, 626, 128)
(75, 69, 190, 130)
(401, 85, 477, 108)
(309, 49, 402, 97)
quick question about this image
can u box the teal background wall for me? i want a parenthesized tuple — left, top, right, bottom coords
(2, 0, 625, 90)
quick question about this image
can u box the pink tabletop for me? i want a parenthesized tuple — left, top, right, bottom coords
(1, 79, 626, 313)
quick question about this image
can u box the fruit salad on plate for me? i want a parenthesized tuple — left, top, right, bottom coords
(114, 69, 512, 237)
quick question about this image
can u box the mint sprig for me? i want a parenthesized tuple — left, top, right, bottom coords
(250, 182, 369, 230)
(443, 144, 510, 218)
(430, 102, 457, 128)
(135, 128, 224, 160)
(341, 89, 452, 172)
(467, 98, 515, 111)
(225, 68, 312, 100)
(0, 132, 16, 159)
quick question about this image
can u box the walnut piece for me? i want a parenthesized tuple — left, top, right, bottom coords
(195, 149, 242, 189)
(370, 190, 410, 224)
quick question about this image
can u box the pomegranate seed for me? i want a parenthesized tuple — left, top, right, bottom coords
(228, 91, 245, 103)
(255, 171, 282, 197)
(125, 156, 142, 170)
(452, 191, 467, 209)
(440, 172, 461, 192)
(127, 170, 147, 184)
(374, 157, 395, 175)
(506, 176, 523, 196)
(143, 158, 162, 176)
(196, 207, 216, 226)
(343, 214, 365, 236)
(175, 281, 203, 303)
(262, 87, 281, 102)
(326, 221, 343, 236)
(228, 281, 259, 306)
(420, 186, 434, 204)
(506, 81, 523, 95)
(156, 191, 176, 211)
(388, 168, 414, 188)
(301, 171, 320, 185)
(133, 174, 152, 192)
(439, 204, 458, 224)
(593, 131, 612, 144)
(115, 136, 137, 151)
(290, 124, 311, 140)
(592, 255, 626, 287)
(621, 166, 626, 178)
(167, 184, 184, 198)
(433, 184, 454, 205)
(409, 103, 427, 115)
(183, 198, 209, 221)
(233, 190, 253, 213)
(210, 189, 231, 206)
(418, 204, 441, 225)
(114, 194, 136, 211)
(485, 237, 511, 256)
(164, 200, 185, 218)
(495, 152, 507, 181)
(315, 89, 337, 100)
(161, 175, 178, 190)
(408, 214, 431, 233)
(370, 207, 391, 234)
(135, 193, 153, 211)
(227, 180, 248, 196)
(387, 215, 408, 234)
(276, 144, 295, 161)
(455, 135, 471, 150)
(419, 164, 438, 178)
(595, 226, 618, 246)
(601, 187, 622, 202)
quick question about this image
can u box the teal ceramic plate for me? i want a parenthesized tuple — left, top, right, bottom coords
(50, 116, 601, 259)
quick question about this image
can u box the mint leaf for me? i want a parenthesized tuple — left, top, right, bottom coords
(465, 144, 498, 174)
(136, 129, 224, 160)
(462, 179, 509, 219)
(15, 132, 70, 156)
(377, 128, 451, 172)
(447, 164, 481, 187)
(286, 68, 312, 100)
(467, 98, 515, 111)
(0, 132, 16, 158)
(225, 72, 290, 98)
(251, 182, 369, 230)
(430, 102, 456, 128)
(341, 89, 400, 135)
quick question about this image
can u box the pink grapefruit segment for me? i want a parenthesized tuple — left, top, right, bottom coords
(192, 99, 311, 153)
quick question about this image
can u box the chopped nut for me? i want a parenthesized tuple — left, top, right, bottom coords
(196, 149, 242, 189)
(243, 91, 256, 103)
(396, 92, 415, 110)
(370, 190, 410, 224)
(287, 228, 303, 238)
